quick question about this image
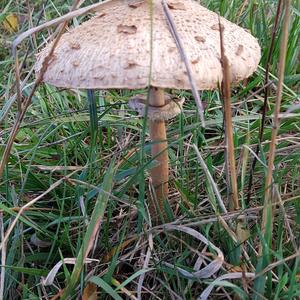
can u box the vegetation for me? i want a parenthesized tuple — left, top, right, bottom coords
(0, 0, 299, 299)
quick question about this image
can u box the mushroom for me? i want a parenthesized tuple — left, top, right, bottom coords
(35, 0, 261, 219)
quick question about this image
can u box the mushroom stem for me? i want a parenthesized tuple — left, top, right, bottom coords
(148, 87, 169, 220)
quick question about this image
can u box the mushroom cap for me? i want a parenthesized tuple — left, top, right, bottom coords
(35, 0, 261, 90)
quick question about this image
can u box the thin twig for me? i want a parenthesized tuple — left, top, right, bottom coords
(168, 195, 298, 228)
(253, 251, 300, 280)
(218, 17, 240, 210)
(161, 0, 205, 127)
(262, 0, 291, 234)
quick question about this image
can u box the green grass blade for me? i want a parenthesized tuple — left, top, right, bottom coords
(88, 276, 123, 300)
(60, 160, 115, 299)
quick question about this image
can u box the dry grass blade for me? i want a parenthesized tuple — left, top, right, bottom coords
(161, 0, 205, 127)
(42, 258, 99, 286)
(262, 0, 292, 234)
(198, 272, 255, 300)
(243, 145, 268, 169)
(137, 243, 152, 299)
(111, 278, 138, 300)
(274, 185, 297, 252)
(179, 196, 297, 228)
(218, 17, 239, 210)
(163, 225, 224, 278)
(254, 251, 300, 279)
(192, 144, 227, 213)
(136, 208, 153, 297)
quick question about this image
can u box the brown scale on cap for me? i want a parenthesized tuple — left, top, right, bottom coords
(194, 36, 206, 43)
(236, 44, 244, 56)
(128, 1, 144, 9)
(211, 23, 224, 31)
(69, 41, 81, 50)
(72, 61, 80, 67)
(167, 1, 186, 10)
(117, 24, 137, 34)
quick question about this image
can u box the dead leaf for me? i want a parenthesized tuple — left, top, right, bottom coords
(83, 283, 98, 300)
(30, 233, 52, 248)
(103, 236, 137, 263)
(3, 14, 19, 32)
(236, 221, 250, 243)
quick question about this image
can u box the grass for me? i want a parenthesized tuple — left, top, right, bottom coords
(0, 0, 299, 299)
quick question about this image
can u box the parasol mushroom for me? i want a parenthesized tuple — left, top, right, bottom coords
(35, 0, 261, 219)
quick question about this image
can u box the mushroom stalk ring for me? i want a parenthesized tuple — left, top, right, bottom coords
(129, 94, 185, 121)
